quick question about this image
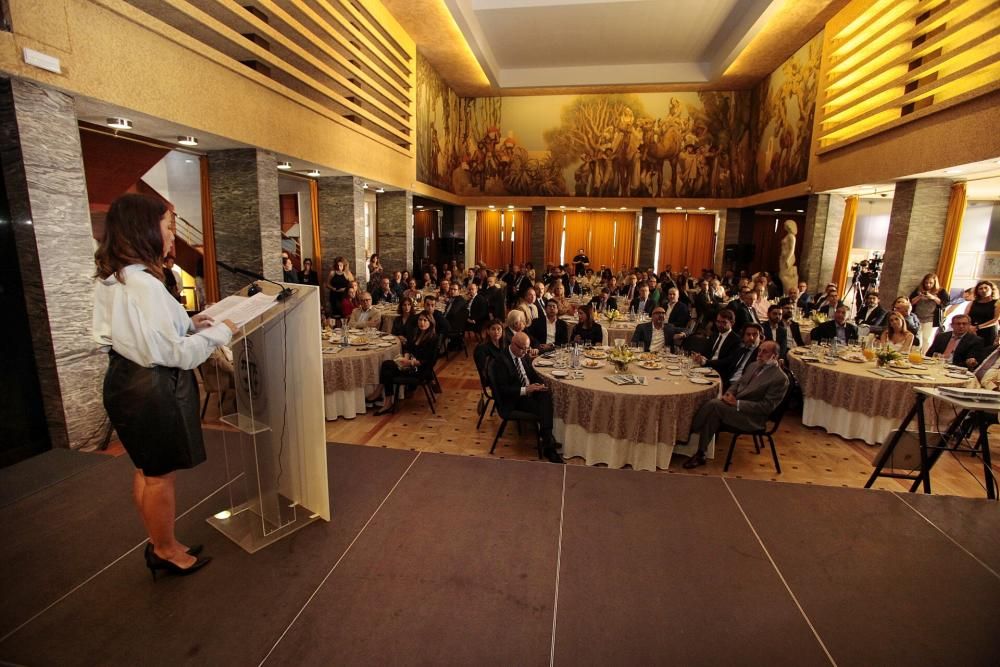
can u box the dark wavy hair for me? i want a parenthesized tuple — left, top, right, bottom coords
(94, 194, 168, 282)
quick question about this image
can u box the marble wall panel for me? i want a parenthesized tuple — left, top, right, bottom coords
(376, 190, 412, 275)
(530, 206, 545, 269)
(800, 193, 846, 292)
(638, 207, 658, 270)
(879, 179, 951, 300)
(317, 175, 365, 311)
(0, 78, 106, 449)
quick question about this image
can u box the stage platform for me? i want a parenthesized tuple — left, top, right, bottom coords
(1, 433, 998, 666)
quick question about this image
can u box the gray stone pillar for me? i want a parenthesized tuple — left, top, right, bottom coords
(713, 210, 729, 273)
(799, 194, 847, 292)
(375, 190, 412, 274)
(879, 179, 952, 300)
(530, 206, 546, 268)
(0, 78, 103, 449)
(207, 148, 281, 295)
(317, 175, 365, 308)
(638, 207, 658, 270)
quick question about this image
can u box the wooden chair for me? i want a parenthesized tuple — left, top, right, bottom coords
(718, 386, 792, 473)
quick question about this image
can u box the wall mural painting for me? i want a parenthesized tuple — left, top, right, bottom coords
(415, 31, 822, 198)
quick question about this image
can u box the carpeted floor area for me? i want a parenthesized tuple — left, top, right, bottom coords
(1, 433, 998, 666)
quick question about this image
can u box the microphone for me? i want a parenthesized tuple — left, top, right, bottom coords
(216, 260, 295, 301)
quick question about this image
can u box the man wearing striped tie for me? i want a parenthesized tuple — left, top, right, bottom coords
(488, 332, 564, 463)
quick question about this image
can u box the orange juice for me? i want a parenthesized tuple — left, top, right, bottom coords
(862, 347, 876, 362)
(908, 350, 923, 365)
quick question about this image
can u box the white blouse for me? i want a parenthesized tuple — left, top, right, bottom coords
(93, 264, 232, 370)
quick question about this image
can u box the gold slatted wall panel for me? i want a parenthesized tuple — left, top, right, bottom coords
(818, 0, 1000, 152)
(124, 0, 415, 153)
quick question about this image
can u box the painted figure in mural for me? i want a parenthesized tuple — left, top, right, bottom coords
(640, 116, 683, 197)
(778, 220, 799, 293)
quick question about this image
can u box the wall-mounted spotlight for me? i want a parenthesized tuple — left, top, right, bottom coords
(106, 117, 132, 130)
(277, 161, 292, 170)
(375, 187, 385, 193)
(177, 136, 198, 146)
(307, 169, 321, 177)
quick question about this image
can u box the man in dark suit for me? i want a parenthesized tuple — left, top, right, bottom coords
(856, 291, 887, 328)
(683, 340, 789, 468)
(662, 287, 691, 329)
(630, 285, 656, 316)
(443, 283, 468, 333)
(371, 277, 396, 305)
(812, 285, 845, 319)
(926, 314, 986, 369)
(632, 306, 683, 352)
(528, 300, 570, 351)
(484, 275, 506, 321)
(761, 304, 791, 358)
(716, 324, 763, 391)
(729, 287, 762, 333)
(796, 281, 813, 314)
(689, 309, 742, 375)
(409, 294, 449, 337)
(811, 305, 858, 344)
(489, 332, 563, 463)
(780, 305, 805, 347)
(466, 283, 490, 333)
(591, 288, 618, 314)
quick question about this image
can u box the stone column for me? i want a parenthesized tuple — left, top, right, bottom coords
(530, 206, 546, 268)
(206, 148, 281, 295)
(0, 78, 103, 449)
(713, 210, 729, 273)
(375, 190, 412, 274)
(316, 175, 365, 308)
(638, 207, 658, 270)
(799, 193, 847, 292)
(878, 179, 952, 300)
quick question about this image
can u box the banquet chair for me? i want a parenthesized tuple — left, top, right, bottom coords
(486, 363, 544, 459)
(474, 356, 497, 430)
(445, 320, 468, 360)
(718, 385, 792, 474)
(390, 349, 439, 415)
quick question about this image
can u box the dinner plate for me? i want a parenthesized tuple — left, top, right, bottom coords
(381, 335, 398, 341)
(534, 359, 554, 367)
(377, 342, 394, 348)
(691, 367, 713, 375)
(946, 372, 971, 380)
(668, 370, 683, 376)
(581, 360, 605, 369)
(638, 362, 662, 370)
(666, 365, 680, 370)
(689, 377, 713, 384)
(584, 351, 608, 359)
(551, 370, 570, 378)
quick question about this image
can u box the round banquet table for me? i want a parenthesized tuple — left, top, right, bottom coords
(537, 354, 721, 471)
(322, 335, 401, 420)
(373, 305, 400, 334)
(787, 348, 975, 445)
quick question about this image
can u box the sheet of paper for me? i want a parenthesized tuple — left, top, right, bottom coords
(202, 292, 279, 327)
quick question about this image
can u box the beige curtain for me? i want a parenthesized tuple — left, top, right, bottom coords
(564, 212, 591, 270)
(545, 211, 564, 267)
(936, 182, 967, 292)
(476, 210, 504, 268)
(658, 213, 715, 273)
(831, 196, 859, 293)
(510, 211, 531, 266)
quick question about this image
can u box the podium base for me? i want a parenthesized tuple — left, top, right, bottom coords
(206, 496, 320, 553)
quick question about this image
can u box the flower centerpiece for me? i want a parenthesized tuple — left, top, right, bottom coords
(604, 308, 622, 323)
(607, 344, 635, 372)
(810, 311, 829, 325)
(874, 347, 902, 368)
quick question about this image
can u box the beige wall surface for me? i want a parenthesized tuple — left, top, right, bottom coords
(0, 0, 416, 190)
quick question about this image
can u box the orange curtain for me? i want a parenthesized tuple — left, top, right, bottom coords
(545, 211, 564, 267)
(564, 212, 591, 271)
(831, 195, 859, 293)
(936, 182, 967, 292)
(659, 212, 715, 273)
(510, 211, 531, 266)
(476, 210, 504, 269)
(614, 213, 637, 270)
(588, 212, 618, 273)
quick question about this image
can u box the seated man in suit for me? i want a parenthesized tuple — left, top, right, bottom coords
(812, 285, 845, 319)
(683, 340, 789, 469)
(662, 287, 691, 329)
(489, 332, 564, 464)
(926, 314, 986, 369)
(780, 305, 805, 347)
(442, 283, 468, 347)
(408, 294, 449, 338)
(688, 309, 742, 374)
(811, 305, 858, 344)
(484, 275, 506, 321)
(717, 323, 763, 390)
(856, 291, 887, 328)
(590, 287, 618, 313)
(632, 306, 683, 353)
(796, 281, 813, 314)
(371, 277, 397, 306)
(761, 305, 790, 359)
(465, 282, 490, 333)
(348, 292, 382, 329)
(630, 285, 656, 316)
(729, 287, 762, 334)
(527, 300, 570, 351)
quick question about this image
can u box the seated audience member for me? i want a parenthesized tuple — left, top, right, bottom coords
(528, 300, 570, 351)
(878, 311, 915, 352)
(780, 305, 805, 348)
(392, 297, 416, 343)
(926, 314, 986, 369)
(548, 281, 572, 315)
(420, 271, 436, 290)
(417, 294, 449, 337)
(761, 305, 790, 358)
(811, 305, 858, 344)
(348, 292, 382, 329)
(566, 274, 582, 296)
(374, 313, 437, 415)
(516, 286, 541, 323)
(340, 285, 357, 320)
(856, 291, 887, 328)
(298, 258, 319, 286)
(372, 277, 396, 305)
(717, 323, 763, 390)
(488, 332, 563, 463)
(443, 282, 468, 336)
(503, 309, 530, 350)
(437, 279, 451, 300)
(281, 255, 299, 284)
(403, 278, 421, 301)
(729, 287, 762, 333)
(690, 309, 741, 370)
(570, 304, 604, 346)
(390, 270, 405, 296)
(590, 287, 618, 313)
(632, 307, 680, 353)
(892, 296, 922, 346)
(683, 340, 788, 468)
(485, 275, 507, 321)
(630, 285, 655, 316)
(812, 285, 844, 319)
(777, 286, 799, 308)
(474, 319, 507, 375)
(466, 283, 490, 332)
(662, 287, 691, 329)
(796, 281, 812, 312)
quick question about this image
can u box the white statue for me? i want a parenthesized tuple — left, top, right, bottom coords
(778, 219, 799, 292)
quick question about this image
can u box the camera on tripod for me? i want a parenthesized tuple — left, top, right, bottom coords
(851, 252, 882, 288)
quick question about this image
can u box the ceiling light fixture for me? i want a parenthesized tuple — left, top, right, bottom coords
(674, 206, 683, 210)
(619, 207, 627, 210)
(773, 208, 781, 212)
(488, 204, 495, 209)
(416, 205, 424, 209)
(600, 207, 606, 210)
(106, 117, 132, 130)
(697, 206, 706, 211)
(307, 169, 321, 177)
(362, 182, 369, 189)
(507, 205, 514, 209)
(375, 187, 385, 193)
(277, 161, 292, 170)
(796, 209, 805, 213)
(176, 136, 198, 146)
(559, 205, 566, 209)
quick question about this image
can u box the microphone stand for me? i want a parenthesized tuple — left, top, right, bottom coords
(216, 261, 296, 301)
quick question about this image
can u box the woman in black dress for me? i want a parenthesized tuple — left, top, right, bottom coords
(570, 304, 604, 346)
(375, 313, 437, 414)
(326, 256, 351, 318)
(966, 280, 1000, 347)
(93, 194, 237, 579)
(391, 297, 416, 342)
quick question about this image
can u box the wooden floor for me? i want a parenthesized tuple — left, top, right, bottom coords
(307, 344, 999, 500)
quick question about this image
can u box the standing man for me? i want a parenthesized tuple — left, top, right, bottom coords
(572, 248, 590, 277)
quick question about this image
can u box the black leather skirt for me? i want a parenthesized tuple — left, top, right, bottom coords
(103, 350, 206, 477)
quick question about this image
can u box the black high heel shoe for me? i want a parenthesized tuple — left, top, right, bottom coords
(145, 546, 212, 581)
(144, 542, 203, 558)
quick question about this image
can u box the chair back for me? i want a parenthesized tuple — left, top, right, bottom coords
(764, 379, 794, 435)
(486, 361, 514, 419)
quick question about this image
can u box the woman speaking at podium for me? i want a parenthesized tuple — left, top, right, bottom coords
(93, 194, 237, 580)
